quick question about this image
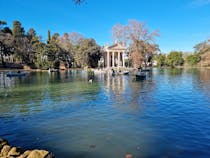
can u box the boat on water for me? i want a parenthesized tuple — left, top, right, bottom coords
(135, 73, 146, 80)
(135, 68, 146, 80)
(48, 68, 59, 72)
(122, 71, 129, 75)
(141, 68, 151, 72)
(111, 69, 129, 76)
(6, 71, 26, 77)
(118, 71, 129, 75)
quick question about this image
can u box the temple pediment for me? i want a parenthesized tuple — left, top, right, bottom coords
(107, 43, 126, 51)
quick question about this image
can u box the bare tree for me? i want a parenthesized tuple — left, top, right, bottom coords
(112, 24, 128, 45)
(68, 32, 84, 45)
(128, 20, 159, 68)
(112, 20, 159, 68)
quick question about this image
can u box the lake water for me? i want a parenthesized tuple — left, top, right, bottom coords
(0, 68, 210, 158)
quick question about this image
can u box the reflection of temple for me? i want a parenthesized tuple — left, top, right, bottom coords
(102, 43, 126, 68)
(105, 75, 127, 95)
(0, 73, 15, 88)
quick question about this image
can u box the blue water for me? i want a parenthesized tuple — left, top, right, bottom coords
(0, 68, 210, 158)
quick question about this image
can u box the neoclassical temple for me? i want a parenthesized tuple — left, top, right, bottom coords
(102, 43, 127, 68)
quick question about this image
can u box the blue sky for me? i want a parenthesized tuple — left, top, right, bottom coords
(0, 0, 210, 53)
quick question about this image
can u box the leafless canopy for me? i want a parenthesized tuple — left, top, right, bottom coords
(112, 20, 160, 68)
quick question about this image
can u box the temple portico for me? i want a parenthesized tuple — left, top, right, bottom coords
(102, 43, 126, 68)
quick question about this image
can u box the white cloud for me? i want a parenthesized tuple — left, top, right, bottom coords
(191, 0, 210, 7)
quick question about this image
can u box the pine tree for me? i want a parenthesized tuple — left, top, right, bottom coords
(47, 30, 51, 44)
(27, 28, 36, 41)
(12, 21, 25, 38)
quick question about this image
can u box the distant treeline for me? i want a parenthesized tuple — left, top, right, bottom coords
(155, 40, 210, 67)
(0, 20, 101, 69)
(1, 20, 209, 69)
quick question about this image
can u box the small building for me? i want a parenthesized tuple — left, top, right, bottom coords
(102, 43, 127, 68)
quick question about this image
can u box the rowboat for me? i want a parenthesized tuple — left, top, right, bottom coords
(135, 71, 146, 80)
(6, 71, 26, 77)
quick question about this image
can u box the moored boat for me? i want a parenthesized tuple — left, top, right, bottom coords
(118, 70, 129, 75)
(135, 73, 146, 80)
(48, 68, 59, 72)
(142, 68, 151, 72)
(6, 71, 26, 77)
(122, 71, 129, 75)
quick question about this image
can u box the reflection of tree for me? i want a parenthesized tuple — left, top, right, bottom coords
(0, 72, 51, 116)
(194, 69, 210, 100)
(198, 69, 210, 84)
(0, 70, 103, 117)
(0, 72, 15, 89)
(104, 74, 156, 113)
(167, 68, 183, 76)
(128, 77, 156, 113)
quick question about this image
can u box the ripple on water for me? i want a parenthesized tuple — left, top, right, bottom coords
(0, 69, 210, 158)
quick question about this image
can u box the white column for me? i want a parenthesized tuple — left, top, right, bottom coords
(122, 51, 125, 67)
(107, 51, 110, 68)
(118, 51, 120, 67)
(112, 52, 115, 67)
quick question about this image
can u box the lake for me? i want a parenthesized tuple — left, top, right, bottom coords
(0, 68, 210, 158)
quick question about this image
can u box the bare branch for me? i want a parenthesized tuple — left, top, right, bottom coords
(73, 0, 85, 4)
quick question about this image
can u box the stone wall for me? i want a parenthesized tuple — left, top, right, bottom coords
(0, 138, 54, 158)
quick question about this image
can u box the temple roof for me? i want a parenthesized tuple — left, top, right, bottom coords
(103, 43, 127, 51)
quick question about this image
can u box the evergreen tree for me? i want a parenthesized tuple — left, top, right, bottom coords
(75, 38, 101, 68)
(12, 21, 25, 38)
(27, 28, 36, 41)
(47, 30, 51, 44)
(0, 21, 14, 67)
(2, 27, 12, 34)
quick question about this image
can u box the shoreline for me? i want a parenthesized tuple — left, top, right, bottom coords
(0, 68, 84, 72)
(0, 138, 54, 158)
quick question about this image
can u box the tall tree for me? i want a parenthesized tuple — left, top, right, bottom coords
(45, 33, 71, 69)
(0, 32, 14, 67)
(112, 24, 128, 45)
(12, 21, 25, 38)
(75, 38, 101, 68)
(12, 21, 35, 65)
(112, 20, 159, 68)
(0, 21, 14, 67)
(194, 39, 210, 66)
(69, 32, 84, 45)
(128, 20, 159, 68)
(27, 28, 36, 41)
(57, 33, 74, 67)
(47, 30, 51, 44)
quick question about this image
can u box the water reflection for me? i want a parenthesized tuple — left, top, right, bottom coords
(167, 68, 183, 76)
(0, 72, 16, 89)
(104, 74, 127, 95)
(0, 70, 102, 117)
(0, 69, 210, 158)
